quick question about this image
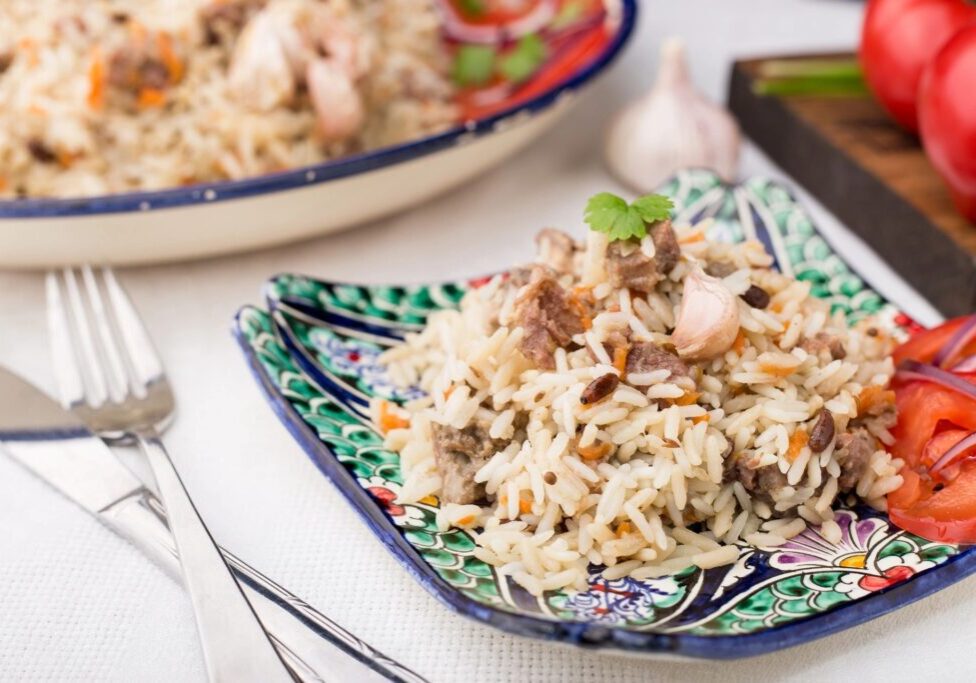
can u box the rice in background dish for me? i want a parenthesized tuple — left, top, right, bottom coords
(377, 211, 903, 596)
(0, 0, 456, 198)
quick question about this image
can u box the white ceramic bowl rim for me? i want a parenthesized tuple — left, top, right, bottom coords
(2, 0, 637, 219)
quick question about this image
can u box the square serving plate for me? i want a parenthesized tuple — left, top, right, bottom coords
(234, 169, 976, 659)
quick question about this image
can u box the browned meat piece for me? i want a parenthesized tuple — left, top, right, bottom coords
(0, 51, 13, 75)
(431, 422, 498, 505)
(836, 429, 876, 491)
(625, 342, 690, 381)
(801, 332, 847, 360)
(808, 408, 836, 453)
(731, 459, 788, 499)
(514, 270, 584, 370)
(200, 0, 267, 43)
(27, 139, 56, 164)
(705, 260, 737, 278)
(535, 229, 577, 274)
(107, 41, 174, 93)
(606, 220, 681, 292)
(580, 373, 619, 405)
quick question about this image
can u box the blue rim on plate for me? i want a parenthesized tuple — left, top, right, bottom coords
(0, 0, 636, 219)
(233, 170, 976, 659)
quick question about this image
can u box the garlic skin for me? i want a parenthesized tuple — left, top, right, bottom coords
(672, 269, 740, 361)
(605, 38, 741, 192)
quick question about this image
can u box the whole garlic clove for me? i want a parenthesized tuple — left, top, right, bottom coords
(672, 269, 740, 361)
(604, 37, 741, 192)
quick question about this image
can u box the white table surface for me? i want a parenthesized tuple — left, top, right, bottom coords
(0, 1, 969, 681)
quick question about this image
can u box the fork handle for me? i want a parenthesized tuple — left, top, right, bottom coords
(137, 431, 295, 683)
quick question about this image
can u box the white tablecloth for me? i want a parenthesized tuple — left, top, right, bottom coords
(0, 1, 970, 680)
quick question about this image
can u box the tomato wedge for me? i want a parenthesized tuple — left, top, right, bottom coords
(892, 315, 971, 365)
(887, 315, 976, 543)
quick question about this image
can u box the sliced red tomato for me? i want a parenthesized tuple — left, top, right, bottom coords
(888, 318, 976, 543)
(891, 314, 971, 365)
(889, 464, 976, 544)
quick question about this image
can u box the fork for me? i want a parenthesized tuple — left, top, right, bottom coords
(46, 266, 294, 683)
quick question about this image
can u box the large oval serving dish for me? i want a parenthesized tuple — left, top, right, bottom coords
(0, 0, 635, 268)
(234, 169, 975, 659)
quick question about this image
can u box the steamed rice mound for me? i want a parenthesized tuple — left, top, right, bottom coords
(0, 0, 456, 198)
(378, 220, 903, 596)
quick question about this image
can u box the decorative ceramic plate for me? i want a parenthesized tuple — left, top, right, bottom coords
(234, 169, 975, 659)
(0, 0, 635, 268)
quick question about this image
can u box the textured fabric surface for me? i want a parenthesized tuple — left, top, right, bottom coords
(0, 1, 970, 681)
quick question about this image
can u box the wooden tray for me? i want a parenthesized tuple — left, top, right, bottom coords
(728, 53, 976, 317)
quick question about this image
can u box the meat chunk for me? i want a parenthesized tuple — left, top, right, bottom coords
(836, 429, 876, 491)
(431, 422, 497, 505)
(514, 270, 584, 370)
(606, 220, 681, 292)
(726, 456, 789, 500)
(107, 37, 177, 94)
(200, 0, 267, 42)
(625, 342, 690, 381)
(535, 229, 577, 274)
(801, 332, 847, 360)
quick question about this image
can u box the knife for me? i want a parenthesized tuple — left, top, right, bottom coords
(0, 367, 426, 683)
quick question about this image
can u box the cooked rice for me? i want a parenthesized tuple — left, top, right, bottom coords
(377, 223, 903, 596)
(0, 0, 456, 198)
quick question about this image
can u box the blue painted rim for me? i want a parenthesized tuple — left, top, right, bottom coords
(0, 0, 637, 219)
(232, 305, 976, 659)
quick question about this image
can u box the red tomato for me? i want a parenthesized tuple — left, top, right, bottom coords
(891, 315, 970, 365)
(859, 0, 976, 133)
(888, 319, 976, 543)
(918, 24, 976, 223)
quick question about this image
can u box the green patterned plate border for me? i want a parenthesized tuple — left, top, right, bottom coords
(234, 170, 972, 659)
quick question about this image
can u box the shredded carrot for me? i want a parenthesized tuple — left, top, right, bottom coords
(377, 400, 409, 434)
(137, 87, 167, 109)
(443, 385, 455, 400)
(18, 38, 38, 67)
(679, 230, 705, 245)
(856, 386, 896, 416)
(615, 521, 633, 537)
(612, 346, 629, 374)
(56, 150, 79, 169)
(787, 429, 809, 461)
(518, 498, 532, 514)
(675, 391, 700, 407)
(568, 295, 592, 330)
(572, 285, 594, 303)
(759, 363, 798, 378)
(732, 330, 747, 355)
(27, 104, 47, 117)
(456, 514, 476, 526)
(769, 300, 784, 313)
(156, 31, 184, 83)
(87, 47, 105, 110)
(692, 414, 710, 425)
(578, 442, 612, 461)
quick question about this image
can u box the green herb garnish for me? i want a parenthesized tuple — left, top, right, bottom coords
(453, 45, 497, 87)
(498, 34, 546, 84)
(457, 0, 487, 18)
(584, 192, 674, 242)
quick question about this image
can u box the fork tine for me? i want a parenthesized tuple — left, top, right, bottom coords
(101, 267, 164, 395)
(81, 265, 132, 402)
(45, 272, 87, 409)
(60, 267, 112, 407)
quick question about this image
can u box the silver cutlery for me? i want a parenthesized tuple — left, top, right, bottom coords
(0, 365, 423, 682)
(45, 266, 292, 682)
(38, 266, 424, 683)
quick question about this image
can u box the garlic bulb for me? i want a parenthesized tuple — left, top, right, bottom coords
(672, 269, 740, 361)
(605, 38, 741, 192)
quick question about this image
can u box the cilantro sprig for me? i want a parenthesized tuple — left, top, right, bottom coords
(584, 192, 674, 242)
